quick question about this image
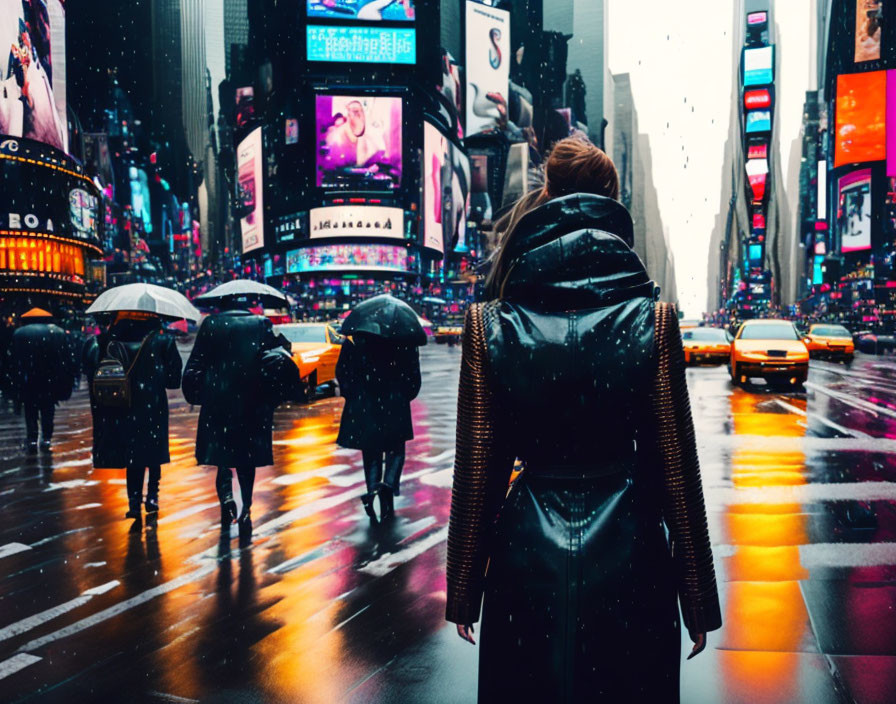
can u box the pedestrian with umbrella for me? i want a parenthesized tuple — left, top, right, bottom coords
(337, 294, 424, 522)
(5, 308, 79, 453)
(183, 280, 291, 542)
(83, 284, 195, 520)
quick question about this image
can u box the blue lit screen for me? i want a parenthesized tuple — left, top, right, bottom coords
(306, 25, 416, 64)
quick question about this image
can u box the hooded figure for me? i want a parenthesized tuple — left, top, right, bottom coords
(183, 307, 289, 541)
(446, 139, 721, 703)
(5, 308, 77, 452)
(84, 312, 182, 518)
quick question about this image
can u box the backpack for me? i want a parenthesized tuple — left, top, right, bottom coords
(92, 332, 154, 408)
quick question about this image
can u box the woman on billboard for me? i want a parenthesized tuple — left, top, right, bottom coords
(445, 138, 721, 701)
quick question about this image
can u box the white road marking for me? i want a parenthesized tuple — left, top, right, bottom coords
(806, 381, 896, 419)
(799, 542, 896, 568)
(0, 543, 31, 559)
(0, 581, 119, 643)
(43, 479, 100, 492)
(359, 525, 449, 578)
(707, 480, 896, 505)
(0, 653, 41, 680)
(774, 398, 870, 438)
(75, 503, 102, 510)
(157, 501, 220, 525)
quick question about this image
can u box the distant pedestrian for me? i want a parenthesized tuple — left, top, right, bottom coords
(5, 308, 77, 452)
(183, 303, 290, 542)
(446, 138, 721, 702)
(336, 334, 421, 521)
(84, 311, 183, 520)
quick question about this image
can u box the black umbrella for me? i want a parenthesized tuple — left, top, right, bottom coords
(341, 294, 427, 346)
(194, 279, 289, 309)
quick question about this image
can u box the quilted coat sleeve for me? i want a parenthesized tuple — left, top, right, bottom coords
(653, 302, 723, 635)
(445, 303, 516, 626)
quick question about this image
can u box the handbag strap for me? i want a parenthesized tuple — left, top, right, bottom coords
(121, 330, 156, 377)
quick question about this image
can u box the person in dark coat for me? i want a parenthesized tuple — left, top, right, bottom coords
(5, 309, 76, 452)
(183, 306, 288, 540)
(335, 334, 421, 521)
(84, 312, 183, 519)
(446, 138, 721, 702)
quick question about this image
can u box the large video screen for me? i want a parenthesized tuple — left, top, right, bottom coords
(0, 0, 67, 153)
(306, 25, 416, 64)
(838, 169, 872, 253)
(423, 120, 470, 254)
(316, 95, 402, 190)
(745, 110, 771, 133)
(835, 71, 885, 167)
(237, 127, 264, 254)
(887, 70, 896, 177)
(285, 243, 409, 273)
(855, 0, 883, 63)
(309, 204, 405, 240)
(307, 0, 415, 21)
(743, 46, 773, 87)
(129, 167, 152, 234)
(465, 1, 510, 136)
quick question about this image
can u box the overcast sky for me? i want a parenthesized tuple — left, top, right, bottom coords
(608, 0, 814, 316)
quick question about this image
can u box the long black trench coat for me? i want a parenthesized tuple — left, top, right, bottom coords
(5, 321, 77, 404)
(335, 336, 421, 451)
(184, 310, 286, 468)
(84, 318, 183, 469)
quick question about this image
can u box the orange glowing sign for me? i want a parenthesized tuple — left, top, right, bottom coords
(835, 71, 886, 167)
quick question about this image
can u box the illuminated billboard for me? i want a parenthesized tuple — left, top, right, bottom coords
(743, 46, 773, 87)
(237, 127, 264, 254)
(835, 71, 885, 167)
(748, 244, 763, 263)
(307, 0, 415, 21)
(888, 71, 896, 177)
(465, 1, 510, 136)
(0, 0, 67, 153)
(235, 86, 255, 128)
(753, 212, 766, 230)
(744, 89, 771, 110)
(0, 137, 102, 248)
(423, 120, 470, 254)
(747, 142, 768, 159)
(749, 173, 767, 202)
(838, 169, 872, 253)
(745, 110, 771, 133)
(745, 158, 769, 178)
(316, 94, 402, 189)
(129, 167, 152, 234)
(747, 11, 768, 25)
(854, 0, 882, 63)
(285, 243, 409, 273)
(306, 25, 416, 64)
(309, 205, 405, 240)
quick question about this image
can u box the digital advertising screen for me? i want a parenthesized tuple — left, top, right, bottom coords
(237, 127, 264, 254)
(747, 11, 768, 25)
(307, 0, 415, 21)
(0, 137, 101, 248)
(854, 0, 883, 63)
(835, 71, 886, 167)
(753, 212, 766, 230)
(275, 212, 307, 245)
(235, 86, 255, 128)
(285, 118, 299, 145)
(745, 158, 769, 178)
(465, 1, 510, 136)
(129, 166, 152, 234)
(838, 168, 872, 253)
(747, 141, 768, 159)
(749, 173, 767, 202)
(0, 0, 67, 153)
(888, 70, 896, 177)
(743, 46, 773, 87)
(748, 244, 763, 263)
(285, 243, 409, 273)
(746, 110, 771, 133)
(306, 25, 416, 64)
(316, 94, 402, 189)
(744, 89, 771, 110)
(309, 204, 405, 240)
(423, 120, 470, 254)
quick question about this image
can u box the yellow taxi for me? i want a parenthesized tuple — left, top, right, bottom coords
(273, 322, 343, 391)
(730, 319, 809, 387)
(803, 323, 855, 362)
(682, 327, 732, 365)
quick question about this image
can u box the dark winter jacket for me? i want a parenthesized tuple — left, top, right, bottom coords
(335, 336, 421, 450)
(184, 310, 288, 467)
(84, 318, 183, 468)
(5, 322, 78, 404)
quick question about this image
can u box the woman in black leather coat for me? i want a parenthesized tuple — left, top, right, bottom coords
(446, 138, 721, 702)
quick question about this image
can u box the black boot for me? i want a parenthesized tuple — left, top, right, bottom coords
(360, 492, 378, 522)
(378, 485, 395, 522)
(145, 467, 160, 514)
(237, 508, 252, 545)
(220, 498, 238, 527)
(125, 500, 141, 520)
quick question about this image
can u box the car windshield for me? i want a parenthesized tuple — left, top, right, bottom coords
(682, 328, 729, 342)
(811, 325, 851, 338)
(738, 323, 799, 341)
(275, 325, 327, 343)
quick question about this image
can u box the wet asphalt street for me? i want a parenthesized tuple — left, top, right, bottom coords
(1, 344, 895, 703)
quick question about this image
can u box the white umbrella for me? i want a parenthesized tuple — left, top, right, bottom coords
(86, 283, 201, 322)
(194, 279, 289, 308)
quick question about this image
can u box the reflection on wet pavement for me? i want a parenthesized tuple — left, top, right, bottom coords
(0, 348, 894, 702)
